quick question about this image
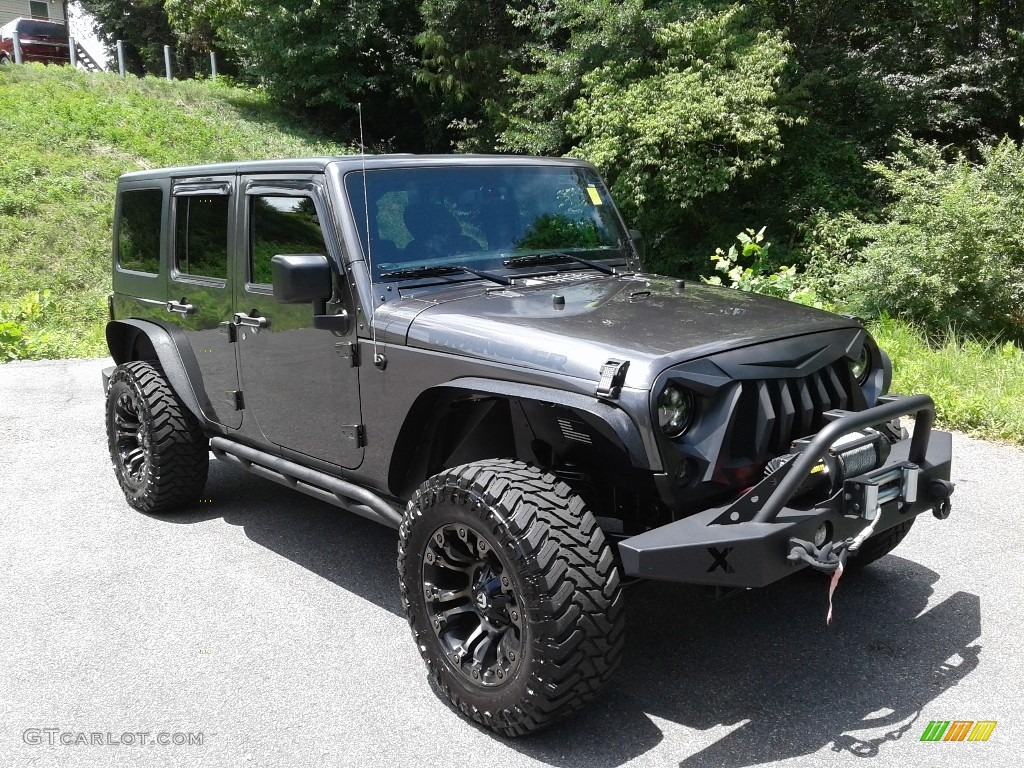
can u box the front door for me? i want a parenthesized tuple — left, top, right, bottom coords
(167, 178, 242, 429)
(234, 178, 363, 469)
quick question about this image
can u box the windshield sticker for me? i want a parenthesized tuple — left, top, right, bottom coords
(586, 186, 603, 206)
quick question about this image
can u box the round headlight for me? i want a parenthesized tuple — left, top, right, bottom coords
(657, 383, 694, 437)
(849, 345, 871, 384)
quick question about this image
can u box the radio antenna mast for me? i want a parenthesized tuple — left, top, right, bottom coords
(358, 102, 384, 369)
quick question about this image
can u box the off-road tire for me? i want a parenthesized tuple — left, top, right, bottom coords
(105, 360, 209, 513)
(398, 459, 625, 736)
(848, 518, 916, 570)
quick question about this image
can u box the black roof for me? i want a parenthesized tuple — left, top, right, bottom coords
(119, 154, 594, 183)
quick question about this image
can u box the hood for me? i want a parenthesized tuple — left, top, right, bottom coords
(381, 273, 858, 388)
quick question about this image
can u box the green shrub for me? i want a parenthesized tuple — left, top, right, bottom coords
(0, 291, 55, 361)
(704, 227, 823, 307)
(806, 137, 1024, 342)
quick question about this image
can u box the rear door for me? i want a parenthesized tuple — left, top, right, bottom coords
(234, 176, 363, 469)
(166, 177, 242, 429)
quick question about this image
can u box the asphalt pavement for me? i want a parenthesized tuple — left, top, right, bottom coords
(1, 358, 1021, 767)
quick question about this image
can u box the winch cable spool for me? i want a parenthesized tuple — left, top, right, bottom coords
(765, 428, 892, 505)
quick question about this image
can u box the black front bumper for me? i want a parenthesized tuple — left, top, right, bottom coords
(618, 395, 954, 588)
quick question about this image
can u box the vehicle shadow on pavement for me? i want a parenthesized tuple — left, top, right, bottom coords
(159, 457, 405, 615)
(513, 560, 981, 767)
(166, 460, 982, 767)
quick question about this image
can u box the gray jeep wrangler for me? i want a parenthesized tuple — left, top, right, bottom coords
(102, 155, 954, 736)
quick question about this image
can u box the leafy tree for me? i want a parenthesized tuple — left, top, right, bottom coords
(501, 0, 671, 156)
(170, 0, 428, 148)
(416, 0, 530, 149)
(77, 0, 214, 78)
(568, 4, 793, 273)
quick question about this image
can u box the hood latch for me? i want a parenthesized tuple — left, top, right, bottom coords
(596, 359, 630, 400)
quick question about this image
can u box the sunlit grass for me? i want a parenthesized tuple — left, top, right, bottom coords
(871, 316, 1024, 445)
(0, 64, 345, 360)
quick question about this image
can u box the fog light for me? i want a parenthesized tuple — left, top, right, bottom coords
(813, 521, 831, 548)
(675, 458, 696, 487)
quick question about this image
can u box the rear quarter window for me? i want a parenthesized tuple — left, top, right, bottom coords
(117, 188, 163, 274)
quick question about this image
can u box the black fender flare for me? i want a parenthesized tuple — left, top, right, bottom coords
(105, 318, 218, 431)
(388, 377, 654, 496)
(445, 377, 650, 466)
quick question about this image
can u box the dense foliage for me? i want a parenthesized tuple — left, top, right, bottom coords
(46, 1, 1024, 339)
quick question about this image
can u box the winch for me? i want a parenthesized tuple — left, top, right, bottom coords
(765, 428, 892, 506)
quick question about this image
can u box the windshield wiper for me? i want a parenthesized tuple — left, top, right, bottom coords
(503, 252, 620, 276)
(379, 264, 512, 286)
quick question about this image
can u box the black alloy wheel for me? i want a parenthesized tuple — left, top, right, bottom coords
(398, 459, 625, 736)
(105, 361, 209, 513)
(421, 522, 525, 688)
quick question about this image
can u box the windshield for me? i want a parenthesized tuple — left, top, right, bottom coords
(344, 164, 629, 281)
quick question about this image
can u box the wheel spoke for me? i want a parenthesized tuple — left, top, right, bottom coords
(438, 603, 477, 625)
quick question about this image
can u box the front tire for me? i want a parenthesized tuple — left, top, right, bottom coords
(105, 360, 209, 513)
(848, 518, 915, 570)
(398, 459, 625, 736)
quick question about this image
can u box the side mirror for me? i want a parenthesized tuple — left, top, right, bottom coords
(271, 253, 332, 304)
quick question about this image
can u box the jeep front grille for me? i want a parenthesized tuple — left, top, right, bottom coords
(731, 360, 860, 463)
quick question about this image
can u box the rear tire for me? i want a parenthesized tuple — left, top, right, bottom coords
(105, 361, 209, 513)
(398, 459, 625, 736)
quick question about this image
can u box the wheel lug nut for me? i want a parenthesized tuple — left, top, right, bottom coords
(508, 651, 515, 661)
(502, 577, 509, 586)
(511, 611, 518, 621)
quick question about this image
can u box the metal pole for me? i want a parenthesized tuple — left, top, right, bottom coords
(164, 44, 172, 81)
(69, 35, 78, 68)
(116, 39, 125, 77)
(210, 50, 218, 79)
(13, 31, 22, 64)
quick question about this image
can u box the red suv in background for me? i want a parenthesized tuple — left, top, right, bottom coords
(0, 18, 70, 65)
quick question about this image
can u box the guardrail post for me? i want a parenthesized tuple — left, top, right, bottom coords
(164, 44, 172, 81)
(69, 35, 78, 68)
(13, 30, 22, 64)
(210, 50, 218, 79)
(116, 39, 125, 77)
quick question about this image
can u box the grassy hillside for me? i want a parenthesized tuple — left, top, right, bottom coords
(0, 65, 344, 359)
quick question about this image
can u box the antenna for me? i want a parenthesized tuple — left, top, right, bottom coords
(358, 103, 385, 370)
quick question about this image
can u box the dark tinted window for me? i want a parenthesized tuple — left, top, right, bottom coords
(250, 195, 327, 285)
(174, 194, 230, 280)
(117, 188, 162, 274)
(16, 20, 68, 39)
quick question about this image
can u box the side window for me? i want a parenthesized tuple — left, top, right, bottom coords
(174, 194, 230, 280)
(250, 195, 327, 286)
(117, 188, 163, 274)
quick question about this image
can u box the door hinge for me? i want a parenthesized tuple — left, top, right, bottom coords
(226, 390, 244, 410)
(219, 321, 237, 342)
(335, 340, 359, 367)
(341, 424, 365, 447)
